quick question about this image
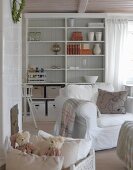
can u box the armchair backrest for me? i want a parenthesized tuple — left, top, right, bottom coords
(59, 83, 114, 103)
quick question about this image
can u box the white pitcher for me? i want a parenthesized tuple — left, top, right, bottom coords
(93, 44, 101, 55)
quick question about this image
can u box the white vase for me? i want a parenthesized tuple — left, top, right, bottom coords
(95, 32, 102, 41)
(68, 18, 75, 27)
(93, 44, 101, 55)
(88, 32, 94, 41)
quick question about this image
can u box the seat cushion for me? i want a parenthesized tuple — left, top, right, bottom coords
(97, 113, 133, 127)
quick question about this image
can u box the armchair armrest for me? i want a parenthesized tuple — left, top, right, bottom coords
(76, 102, 98, 129)
(54, 96, 70, 135)
(73, 102, 97, 139)
(125, 96, 133, 113)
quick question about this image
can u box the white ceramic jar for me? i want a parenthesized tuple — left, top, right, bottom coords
(88, 32, 94, 41)
(68, 18, 75, 27)
(95, 32, 102, 41)
(93, 44, 101, 55)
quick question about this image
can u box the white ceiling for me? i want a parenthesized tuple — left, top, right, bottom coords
(24, 0, 133, 13)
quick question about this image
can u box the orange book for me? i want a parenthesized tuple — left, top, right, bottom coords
(80, 49, 93, 55)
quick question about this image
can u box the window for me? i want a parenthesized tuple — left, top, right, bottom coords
(126, 21, 133, 84)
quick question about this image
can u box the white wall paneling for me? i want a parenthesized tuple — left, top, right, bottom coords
(0, 0, 22, 166)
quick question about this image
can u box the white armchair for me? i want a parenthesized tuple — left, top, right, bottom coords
(54, 83, 133, 151)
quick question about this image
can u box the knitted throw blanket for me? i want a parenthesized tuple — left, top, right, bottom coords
(117, 121, 133, 170)
(59, 98, 89, 137)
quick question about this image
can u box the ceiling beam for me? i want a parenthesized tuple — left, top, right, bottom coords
(78, 0, 89, 13)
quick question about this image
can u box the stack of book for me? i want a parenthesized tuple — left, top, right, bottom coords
(67, 44, 80, 54)
(67, 43, 93, 55)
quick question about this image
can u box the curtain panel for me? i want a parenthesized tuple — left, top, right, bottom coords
(106, 18, 128, 90)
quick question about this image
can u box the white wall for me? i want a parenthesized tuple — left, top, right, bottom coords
(0, 0, 22, 166)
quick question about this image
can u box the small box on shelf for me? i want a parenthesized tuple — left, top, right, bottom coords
(88, 23, 104, 27)
(32, 86, 44, 98)
(46, 86, 61, 98)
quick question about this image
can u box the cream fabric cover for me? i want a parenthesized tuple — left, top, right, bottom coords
(97, 112, 133, 127)
(6, 148, 64, 170)
(62, 139, 92, 168)
(64, 85, 92, 101)
(38, 130, 92, 169)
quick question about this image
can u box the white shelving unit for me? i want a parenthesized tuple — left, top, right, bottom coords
(23, 13, 106, 121)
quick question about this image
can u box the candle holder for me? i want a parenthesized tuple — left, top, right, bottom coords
(52, 43, 61, 55)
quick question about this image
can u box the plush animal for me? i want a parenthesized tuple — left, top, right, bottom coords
(10, 131, 38, 154)
(44, 136, 65, 156)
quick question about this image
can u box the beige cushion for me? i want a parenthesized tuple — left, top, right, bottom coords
(97, 89, 128, 114)
(91, 83, 114, 103)
(6, 148, 64, 170)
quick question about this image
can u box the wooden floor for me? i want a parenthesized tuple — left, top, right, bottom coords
(22, 121, 55, 135)
(96, 149, 126, 170)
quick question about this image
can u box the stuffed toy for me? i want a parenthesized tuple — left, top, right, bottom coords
(44, 136, 65, 156)
(10, 131, 38, 154)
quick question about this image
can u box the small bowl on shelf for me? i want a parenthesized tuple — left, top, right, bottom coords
(84, 76, 98, 84)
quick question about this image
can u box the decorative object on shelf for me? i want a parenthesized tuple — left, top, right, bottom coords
(82, 59, 87, 68)
(88, 23, 104, 27)
(84, 76, 98, 84)
(71, 32, 83, 41)
(68, 18, 75, 27)
(35, 32, 41, 41)
(28, 32, 41, 41)
(11, 0, 25, 23)
(95, 32, 102, 41)
(80, 43, 93, 55)
(88, 32, 94, 41)
(93, 44, 101, 55)
(52, 43, 61, 55)
(27, 72, 47, 82)
(28, 32, 35, 41)
(51, 66, 61, 69)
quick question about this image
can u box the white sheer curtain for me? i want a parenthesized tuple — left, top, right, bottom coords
(106, 18, 128, 90)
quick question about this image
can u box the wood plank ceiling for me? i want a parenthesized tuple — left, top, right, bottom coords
(24, 0, 133, 13)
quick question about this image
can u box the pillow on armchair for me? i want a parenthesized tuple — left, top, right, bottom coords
(96, 89, 128, 114)
(63, 85, 93, 101)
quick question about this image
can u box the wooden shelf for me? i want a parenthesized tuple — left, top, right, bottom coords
(28, 27, 65, 29)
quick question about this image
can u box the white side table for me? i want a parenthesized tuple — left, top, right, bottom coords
(124, 84, 133, 96)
